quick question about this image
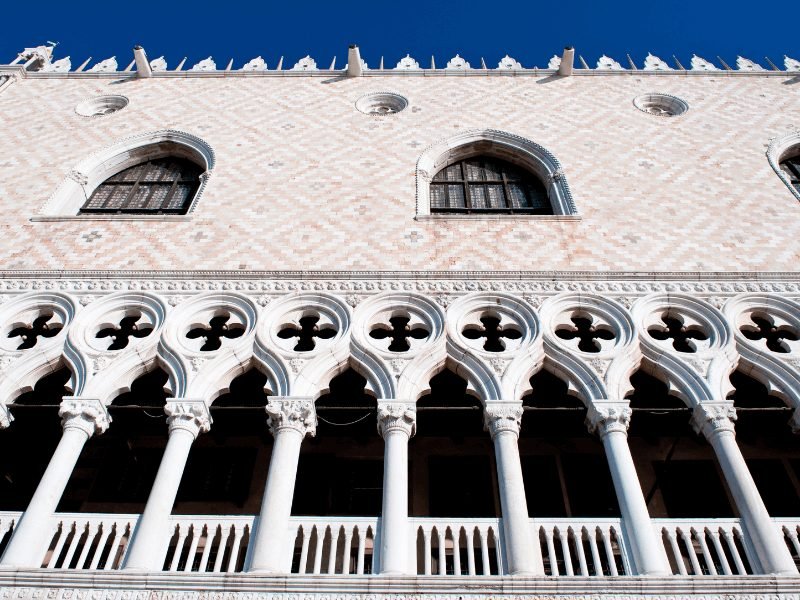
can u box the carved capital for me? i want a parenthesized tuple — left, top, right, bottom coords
(266, 397, 317, 438)
(692, 402, 737, 438)
(59, 398, 110, 437)
(377, 402, 416, 438)
(587, 402, 632, 437)
(165, 400, 211, 438)
(0, 404, 13, 429)
(484, 404, 523, 438)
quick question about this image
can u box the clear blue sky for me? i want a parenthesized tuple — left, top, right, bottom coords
(2, 1, 797, 70)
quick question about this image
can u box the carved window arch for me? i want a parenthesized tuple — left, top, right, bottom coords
(767, 131, 800, 202)
(430, 156, 551, 214)
(38, 130, 214, 219)
(416, 129, 577, 218)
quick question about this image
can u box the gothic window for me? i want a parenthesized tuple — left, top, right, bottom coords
(430, 156, 552, 214)
(80, 157, 203, 215)
(780, 151, 800, 194)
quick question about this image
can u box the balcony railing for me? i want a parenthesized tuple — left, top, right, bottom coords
(0, 510, 795, 576)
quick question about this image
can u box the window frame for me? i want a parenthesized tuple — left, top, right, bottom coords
(767, 131, 800, 203)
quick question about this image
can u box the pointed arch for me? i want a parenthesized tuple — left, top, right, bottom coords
(415, 128, 577, 217)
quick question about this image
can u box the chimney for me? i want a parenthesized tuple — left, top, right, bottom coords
(558, 46, 575, 76)
(134, 45, 152, 78)
(346, 45, 363, 77)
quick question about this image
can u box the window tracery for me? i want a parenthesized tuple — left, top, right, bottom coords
(430, 157, 552, 214)
(779, 151, 800, 195)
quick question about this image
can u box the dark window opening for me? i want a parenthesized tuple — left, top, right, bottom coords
(430, 156, 552, 214)
(80, 157, 202, 215)
(417, 369, 483, 437)
(13, 366, 72, 406)
(428, 456, 495, 517)
(626, 370, 690, 438)
(293, 455, 383, 516)
(652, 460, 734, 518)
(780, 152, 800, 193)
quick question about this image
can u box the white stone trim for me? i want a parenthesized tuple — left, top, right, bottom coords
(767, 130, 800, 202)
(39, 129, 215, 217)
(415, 129, 577, 217)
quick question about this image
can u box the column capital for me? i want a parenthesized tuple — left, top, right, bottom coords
(0, 404, 13, 429)
(266, 397, 316, 438)
(587, 400, 632, 438)
(377, 401, 416, 438)
(483, 403, 524, 438)
(692, 401, 737, 438)
(59, 397, 110, 437)
(165, 400, 211, 438)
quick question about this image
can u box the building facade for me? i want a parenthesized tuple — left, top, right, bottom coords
(0, 43, 798, 598)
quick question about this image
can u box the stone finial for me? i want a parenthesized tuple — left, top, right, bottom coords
(292, 56, 318, 71)
(498, 55, 522, 70)
(43, 57, 71, 73)
(165, 400, 212, 438)
(587, 402, 632, 437)
(547, 55, 561, 69)
(266, 397, 317, 437)
(597, 55, 625, 70)
(59, 398, 110, 436)
(446, 54, 470, 70)
(150, 56, 168, 72)
(484, 404, 523, 438)
(88, 57, 118, 73)
(395, 54, 420, 70)
(241, 56, 267, 71)
(736, 56, 765, 72)
(692, 402, 737, 438)
(643, 53, 672, 71)
(377, 402, 416, 438)
(690, 54, 719, 71)
(785, 56, 800, 71)
(191, 57, 216, 72)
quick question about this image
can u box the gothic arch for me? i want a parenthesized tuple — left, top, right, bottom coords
(415, 128, 577, 216)
(767, 130, 800, 202)
(40, 129, 215, 217)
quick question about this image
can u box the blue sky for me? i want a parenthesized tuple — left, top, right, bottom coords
(2, 1, 798, 70)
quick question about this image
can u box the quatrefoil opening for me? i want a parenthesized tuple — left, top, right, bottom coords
(95, 312, 154, 351)
(369, 315, 430, 353)
(740, 312, 798, 354)
(555, 313, 616, 353)
(7, 312, 63, 350)
(277, 314, 337, 352)
(647, 311, 709, 353)
(186, 313, 246, 352)
(462, 314, 522, 352)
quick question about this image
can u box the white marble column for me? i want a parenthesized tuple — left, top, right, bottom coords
(484, 403, 541, 575)
(587, 401, 670, 575)
(248, 397, 316, 573)
(0, 397, 109, 568)
(123, 400, 211, 571)
(692, 402, 797, 575)
(377, 401, 415, 575)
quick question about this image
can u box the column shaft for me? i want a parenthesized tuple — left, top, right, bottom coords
(380, 428, 410, 573)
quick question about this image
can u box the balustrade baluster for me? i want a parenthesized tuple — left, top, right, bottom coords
(679, 528, 702, 574)
(452, 527, 462, 575)
(479, 527, 491, 575)
(437, 527, 446, 575)
(212, 525, 231, 573)
(77, 522, 100, 569)
(327, 525, 340, 574)
(170, 524, 190, 572)
(572, 527, 589, 575)
(313, 526, 326, 574)
(60, 521, 84, 570)
(603, 527, 618, 576)
(492, 527, 504, 575)
(183, 524, 202, 572)
(46, 522, 70, 569)
(227, 525, 244, 572)
(784, 526, 800, 561)
(543, 527, 557, 576)
(296, 526, 310, 574)
(708, 528, 731, 575)
(466, 527, 476, 576)
(422, 526, 432, 575)
(723, 528, 747, 574)
(356, 527, 366, 574)
(694, 527, 716, 575)
(197, 525, 216, 573)
(341, 526, 353, 575)
(587, 527, 602, 575)
(557, 527, 573, 576)
(664, 528, 686, 575)
(88, 522, 114, 569)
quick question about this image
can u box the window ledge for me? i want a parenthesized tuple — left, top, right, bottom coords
(415, 214, 581, 222)
(30, 215, 193, 222)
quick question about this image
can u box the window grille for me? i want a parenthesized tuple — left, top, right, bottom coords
(780, 153, 800, 193)
(80, 157, 203, 214)
(430, 156, 551, 214)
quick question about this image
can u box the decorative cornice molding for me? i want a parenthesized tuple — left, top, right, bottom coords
(59, 397, 110, 436)
(484, 404, 524, 438)
(265, 397, 317, 437)
(377, 402, 416, 438)
(165, 400, 211, 437)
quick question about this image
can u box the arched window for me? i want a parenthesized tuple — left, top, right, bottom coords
(779, 150, 800, 194)
(430, 156, 551, 214)
(80, 157, 203, 215)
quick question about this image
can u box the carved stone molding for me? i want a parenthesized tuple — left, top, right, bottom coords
(165, 400, 211, 438)
(265, 397, 317, 437)
(484, 404, 523, 438)
(692, 402, 737, 438)
(0, 404, 13, 429)
(59, 397, 110, 436)
(587, 402, 632, 437)
(377, 402, 416, 438)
